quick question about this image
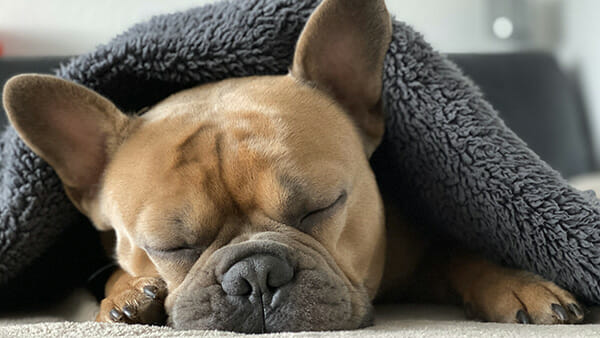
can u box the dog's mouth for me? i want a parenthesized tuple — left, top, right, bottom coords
(165, 232, 373, 333)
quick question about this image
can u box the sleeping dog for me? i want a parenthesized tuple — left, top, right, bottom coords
(2, 0, 584, 332)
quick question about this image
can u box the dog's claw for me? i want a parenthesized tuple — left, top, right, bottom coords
(568, 303, 584, 318)
(551, 303, 568, 321)
(122, 305, 135, 319)
(110, 308, 123, 321)
(516, 310, 531, 324)
(143, 285, 158, 299)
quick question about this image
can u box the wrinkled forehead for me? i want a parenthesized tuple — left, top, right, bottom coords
(101, 75, 362, 226)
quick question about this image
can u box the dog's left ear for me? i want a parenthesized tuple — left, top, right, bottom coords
(292, 0, 392, 156)
(3, 74, 130, 217)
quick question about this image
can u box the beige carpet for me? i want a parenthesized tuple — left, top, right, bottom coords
(1, 289, 599, 337)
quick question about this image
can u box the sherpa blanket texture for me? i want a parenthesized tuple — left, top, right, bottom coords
(1, 0, 600, 305)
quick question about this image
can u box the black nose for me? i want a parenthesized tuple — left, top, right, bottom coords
(221, 254, 294, 297)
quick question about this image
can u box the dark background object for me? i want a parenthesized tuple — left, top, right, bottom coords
(450, 53, 594, 178)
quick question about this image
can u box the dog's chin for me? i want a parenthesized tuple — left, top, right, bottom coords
(165, 234, 374, 333)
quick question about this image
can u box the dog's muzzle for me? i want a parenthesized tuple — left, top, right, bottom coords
(221, 254, 294, 305)
(168, 233, 373, 333)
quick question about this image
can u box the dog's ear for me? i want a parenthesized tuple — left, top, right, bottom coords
(292, 0, 392, 156)
(3, 74, 130, 214)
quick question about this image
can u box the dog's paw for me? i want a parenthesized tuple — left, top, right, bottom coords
(463, 271, 585, 324)
(96, 277, 168, 325)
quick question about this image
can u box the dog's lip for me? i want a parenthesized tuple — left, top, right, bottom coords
(167, 269, 358, 332)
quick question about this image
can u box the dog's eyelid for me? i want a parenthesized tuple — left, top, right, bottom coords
(144, 244, 204, 255)
(298, 190, 347, 228)
(309, 190, 347, 211)
(161, 245, 195, 252)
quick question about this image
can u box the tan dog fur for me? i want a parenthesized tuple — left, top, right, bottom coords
(2, 0, 585, 331)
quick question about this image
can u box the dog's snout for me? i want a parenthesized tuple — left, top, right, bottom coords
(221, 254, 294, 297)
(169, 238, 365, 332)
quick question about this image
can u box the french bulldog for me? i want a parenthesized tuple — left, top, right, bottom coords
(2, 0, 585, 332)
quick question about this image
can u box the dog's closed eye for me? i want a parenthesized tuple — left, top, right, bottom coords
(144, 246, 204, 262)
(298, 191, 347, 231)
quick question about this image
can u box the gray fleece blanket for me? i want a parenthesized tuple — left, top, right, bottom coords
(1, 0, 600, 306)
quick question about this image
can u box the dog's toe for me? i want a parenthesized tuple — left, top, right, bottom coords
(463, 271, 584, 324)
(97, 277, 167, 325)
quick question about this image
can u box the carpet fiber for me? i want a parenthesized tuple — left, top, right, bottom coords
(1, 290, 599, 337)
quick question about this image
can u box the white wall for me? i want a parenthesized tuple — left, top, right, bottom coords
(0, 0, 560, 56)
(1, 0, 599, 158)
(559, 0, 600, 159)
(0, 0, 214, 56)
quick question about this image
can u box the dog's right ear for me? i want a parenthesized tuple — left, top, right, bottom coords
(3, 74, 130, 215)
(291, 0, 392, 156)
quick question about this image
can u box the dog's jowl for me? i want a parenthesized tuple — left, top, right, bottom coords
(2, 0, 584, 332)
